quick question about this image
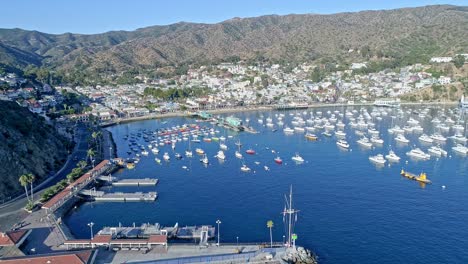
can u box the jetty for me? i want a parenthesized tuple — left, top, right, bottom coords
(79, 189, 158, 202)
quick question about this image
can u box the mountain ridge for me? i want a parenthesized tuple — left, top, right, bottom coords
(0, 5, 466, 74)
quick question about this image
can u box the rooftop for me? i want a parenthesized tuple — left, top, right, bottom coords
(0, 250, 96, 264)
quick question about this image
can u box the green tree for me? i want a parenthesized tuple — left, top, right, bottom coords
(453, 55, 465, 69)
(19, 174, 30, 202)
(267, 220, 274, 248)
(310, 67, 323, 83)
(87, 148, 96, 167)
(78, 160, 87, 169)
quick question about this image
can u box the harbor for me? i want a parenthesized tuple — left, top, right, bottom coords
(61, 103, 468, 264)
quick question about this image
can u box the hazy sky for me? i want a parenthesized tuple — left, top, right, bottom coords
(2, 0, 466, 34)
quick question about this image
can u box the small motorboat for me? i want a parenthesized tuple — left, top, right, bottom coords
(246, 149, 256, 155)
(274, 157, 283, 164)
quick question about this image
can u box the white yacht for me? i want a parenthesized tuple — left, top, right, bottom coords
(141, 150, 149, 156)
(357, 137, 373, 148)
(431, 134, 447, 142)
(395, 134, 410, 144)
(215, 150, 226, 160)
(240, 164, 251, 172)
(406, 148, 431, 160)
(385, 150, 401, 162)
(292, 154, 305, 163)
(163, 152, 170, 161)
(452, 144, 468, 155)
(283, 127, 294, 134)
(151, 148, 160, 154)
(335, 130, 346, 137)
(369, 154, 386, 165)
(293, 126, 304, 133)
(235, 151, 243, 159)
(370, 136, 384, 145)
(200, 154, 209, 164)
(185, 150, 193, 158)
(407, 118, 419, 126)
(220, 143, 228, 150)
(450, 133, 468, 144)
(336, 139, 350, 149)
(368, 128, 379, 136)
(413, 125, 424, 133)
(428, 146, 448, 157)
(418, 134, 433, 144)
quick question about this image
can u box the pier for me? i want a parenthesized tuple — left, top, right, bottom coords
(96, 176, 159, 186)
(112, 178, 158, 186)
(79, 190, 158, 202)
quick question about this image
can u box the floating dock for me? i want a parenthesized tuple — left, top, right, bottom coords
(80, 190, 158, 202)
(96, 176, 159, 186)
(112, 178, 158, 186)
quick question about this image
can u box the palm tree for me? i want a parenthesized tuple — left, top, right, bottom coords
(267, 220, 274, 248)
(91, 131, 98, 147)
(27, 174, 35, 202)
(92, 131, 102, 158)
(87, 148, 95, 167)
(19, 174, 30, 202)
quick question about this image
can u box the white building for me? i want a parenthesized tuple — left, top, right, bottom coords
(438, 76, 451, 85)
(430, 57, 452, 63)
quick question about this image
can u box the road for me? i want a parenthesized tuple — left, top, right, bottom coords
(0, 124, 89, 228)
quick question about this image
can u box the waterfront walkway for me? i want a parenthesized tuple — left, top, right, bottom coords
(95, 244, 285, 264)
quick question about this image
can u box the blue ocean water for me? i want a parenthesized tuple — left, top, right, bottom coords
(64, 106, 468, 264)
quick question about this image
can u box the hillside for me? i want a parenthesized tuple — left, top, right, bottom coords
(0, 102, 69, 200)
(0, 5, 466, 74)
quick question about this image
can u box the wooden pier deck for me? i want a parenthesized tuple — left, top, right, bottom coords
(96, 176, 159, 186)
(112, 178, 158, 186)
(80, 190, 158, 202)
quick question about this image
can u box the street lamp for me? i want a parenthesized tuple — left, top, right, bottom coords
(216, 219, 222, 246)
(88, 222, 94, 240)
(236, 236, 239, 246)
(283, 235, 285, 245)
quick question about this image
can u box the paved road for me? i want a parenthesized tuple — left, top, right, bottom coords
(0, 124, 90, 228)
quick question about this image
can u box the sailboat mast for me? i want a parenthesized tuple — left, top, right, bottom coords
(288, 185, 293, 246)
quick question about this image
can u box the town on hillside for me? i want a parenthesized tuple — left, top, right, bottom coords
(0, 54, 467, 124)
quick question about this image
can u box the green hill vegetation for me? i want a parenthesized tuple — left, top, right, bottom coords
(0, 5, 466, 84)
(0, 101, 70, 200)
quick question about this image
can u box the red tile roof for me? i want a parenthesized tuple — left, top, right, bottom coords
(0, 250, 95, 264)
(91, 234, 112, 244)
(67, 173, 92, 189)
(148, 235, 167, 244)
(41, 189, 71, 209)
(92, 160, 109, 173)
(42, 160, 109, 211)
(0, 230, 30, 246)
(110, 239, 148, 244)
